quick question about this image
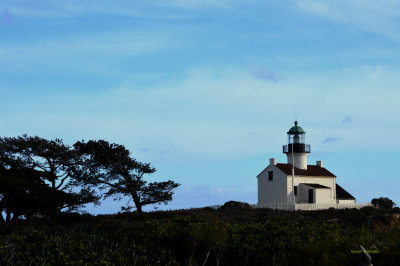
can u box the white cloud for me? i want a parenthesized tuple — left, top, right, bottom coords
(295, 0, 400, 42)
(1, 1, 220, 19)
(150, 0, 232, 10)
(0, 28, 176, 75)
(3, 63, 400, 163)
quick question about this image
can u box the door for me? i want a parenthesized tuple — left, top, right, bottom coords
(308, 189, 314, 203)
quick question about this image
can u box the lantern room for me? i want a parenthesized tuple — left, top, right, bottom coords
(283, 121, 311, 154)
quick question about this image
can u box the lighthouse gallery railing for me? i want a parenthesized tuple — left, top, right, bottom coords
(283, 143, 311, 153)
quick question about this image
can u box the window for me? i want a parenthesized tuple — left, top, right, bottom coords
(268, 171, 273, 181)
(294, 186, 297, 196)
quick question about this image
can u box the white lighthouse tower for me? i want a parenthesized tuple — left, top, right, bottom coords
(283, 121, 310, 170)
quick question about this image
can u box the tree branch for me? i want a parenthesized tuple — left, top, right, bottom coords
(56, 173, 70, 190)
(98, 180, 123, 191)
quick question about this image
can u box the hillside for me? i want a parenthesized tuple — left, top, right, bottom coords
(0, 205, 399, 265)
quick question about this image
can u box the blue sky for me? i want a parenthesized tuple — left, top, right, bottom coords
(1, 0, 400, 213)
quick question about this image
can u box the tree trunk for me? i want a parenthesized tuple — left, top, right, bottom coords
(6, 211, 11, 223)
(131, 190, 143, 214)
(136, 204, 143, 214)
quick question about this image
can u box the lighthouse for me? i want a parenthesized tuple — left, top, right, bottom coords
(257, 120, 362, 209)
(283, 121, 311, 170)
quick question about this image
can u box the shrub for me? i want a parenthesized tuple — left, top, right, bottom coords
(371, 197, 396, 210)
(220, 201, 251, 210)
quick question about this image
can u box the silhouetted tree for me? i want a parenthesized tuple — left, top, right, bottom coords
(221, 201, 251, 210)
(0, 135, 99, 212)
(74, 140, 180, 214)
(0, 135, 76, 189)
(0, 166, 82, 223)
(371, 197, 395, 210)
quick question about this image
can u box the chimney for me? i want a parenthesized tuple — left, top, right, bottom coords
(270, 158, 276, 166)
(316, 160, 323, 168)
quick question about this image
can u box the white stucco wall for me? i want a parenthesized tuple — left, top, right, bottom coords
(337, 199, 356, 204)
(315, 188, 332, 203)
(257, 164, 288, 204)
(286, 153, 308, 170)
(288, 176, 336, 204)
(258, 159, 344, 205)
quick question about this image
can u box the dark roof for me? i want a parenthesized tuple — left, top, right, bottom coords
(336, 184, 355, 199)
(275, 163, 336, 177)
(301, 183, 330, 189)
(287, 121, 305, 135)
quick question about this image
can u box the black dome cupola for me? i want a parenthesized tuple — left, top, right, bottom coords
(283, 121, 311, 153)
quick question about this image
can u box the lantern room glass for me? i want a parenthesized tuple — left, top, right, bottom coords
(288, 133, 305, 144)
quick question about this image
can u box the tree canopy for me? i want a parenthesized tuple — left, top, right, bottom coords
(0, 135, 78, 190)
(74, 140, 180, 214)
(0, 135, 99, 214)
(0, 166, 82, 223)
(371, 197, 395, 210)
